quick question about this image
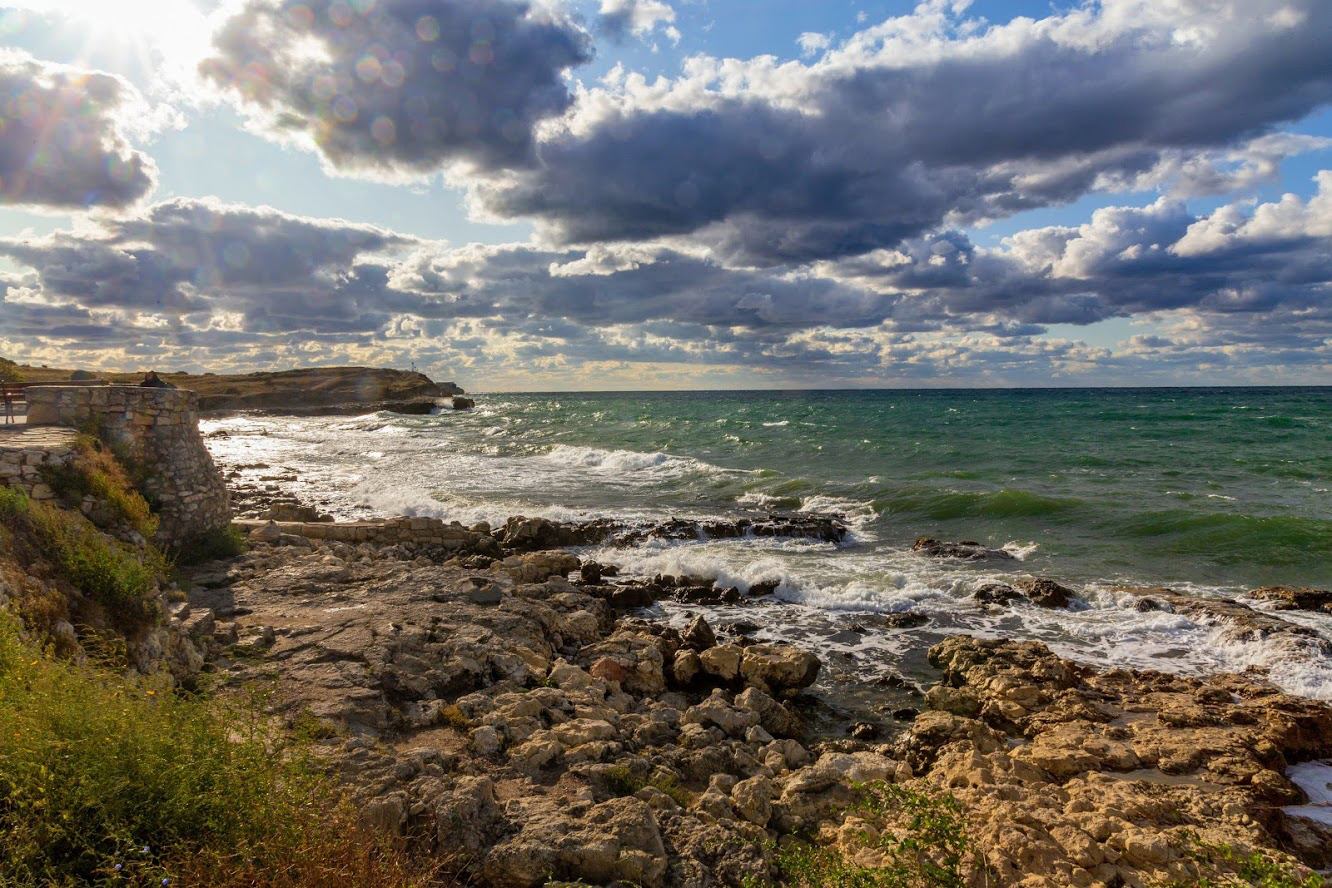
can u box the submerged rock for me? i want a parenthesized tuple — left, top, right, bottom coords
(911, 536, 1016, 561)
(1250, 585, 1332, 614)
(1015, 576, 1081, 608)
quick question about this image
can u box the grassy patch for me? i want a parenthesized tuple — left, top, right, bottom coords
(603, 765, 691, 807)
(0, 613, 443, 887)
(0, 486, 166, 633)
(748, 782, 976, 888)
(1166, 833, 1324, 888)
(38, 435, 158, 540)
(170, 524, 248, 566)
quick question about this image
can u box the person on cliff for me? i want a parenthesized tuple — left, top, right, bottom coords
(139, 371, 173, 389)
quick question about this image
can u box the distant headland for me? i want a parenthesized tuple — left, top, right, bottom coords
(0, 361, 471, 415)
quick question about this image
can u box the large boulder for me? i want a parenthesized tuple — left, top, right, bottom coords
(739, 643, 821, 695)
(482, 797, 667, 888)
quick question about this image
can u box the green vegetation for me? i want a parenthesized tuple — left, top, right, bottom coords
(746, 782, 976, 888)
(0, 486, 166, 633)
(171, 523, 248, 566)
(602, 765, 691, 807)
(38, 435, 159, 540)
(0, 355, 23, 383)
(0, 613, 443, 888)
(1166, 833, 1325, 887)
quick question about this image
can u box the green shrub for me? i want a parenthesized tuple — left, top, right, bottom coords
(0, 355, 23, 383)
(38, 444, 159, 541)
(755, 782, 976, 888)
(170, 524, 248, 566)
(0, 613, 443, 888)
(0, 486, 166, 632)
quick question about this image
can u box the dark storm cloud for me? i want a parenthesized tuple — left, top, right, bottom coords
(476, 0, 1332, 264)
(0, 53, 155, 209)
(200, 0, 592, 175)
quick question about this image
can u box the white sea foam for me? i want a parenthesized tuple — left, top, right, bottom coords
(762, 420, 790, 427)
(1002, 541, 1040, 559)
(1286, 761, 1332, 826)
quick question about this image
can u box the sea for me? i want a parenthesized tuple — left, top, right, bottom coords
(201, 387, 1332, 716)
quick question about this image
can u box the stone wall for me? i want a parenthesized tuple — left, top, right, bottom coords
(25, 386, 231, 543)
(0, 426, 80, 502)
(234, 516, 482, 549)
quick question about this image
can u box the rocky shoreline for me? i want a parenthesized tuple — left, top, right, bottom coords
(166, 458, 1332, 886)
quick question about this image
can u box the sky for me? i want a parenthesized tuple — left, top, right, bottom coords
(0, 0, 1329, 391)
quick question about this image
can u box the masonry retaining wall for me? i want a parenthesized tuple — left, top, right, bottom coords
(25, 386, 231, 543)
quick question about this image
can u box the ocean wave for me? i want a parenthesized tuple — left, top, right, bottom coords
(735, 492, 803, 510)
(878, 487, 1081, 520)
(541, 444, 679, 473)
(1107, 509, 1332, 565)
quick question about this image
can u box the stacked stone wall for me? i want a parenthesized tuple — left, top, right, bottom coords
(0, 427, 80, 501)
(25, 386, 231, 543)
(233, 516, 480, 549)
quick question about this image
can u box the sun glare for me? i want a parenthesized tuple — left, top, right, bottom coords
(17, 0, 212, 76)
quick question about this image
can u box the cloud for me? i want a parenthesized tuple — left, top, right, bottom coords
(0, 197, 417, 328)
(0, 52, 156, 210)
(796, 32, 830, 57)
(2, 176, 1330, 386)
(828, 171, 1332, 335)
(599, 0, 679, 44)
(473, 0, 1332, 264)
(199, 0, 593, 177)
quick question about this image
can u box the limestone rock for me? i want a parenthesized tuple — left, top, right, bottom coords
(739, 643, 820, 695)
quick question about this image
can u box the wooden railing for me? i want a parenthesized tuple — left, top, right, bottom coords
(1, 382, 28, 424)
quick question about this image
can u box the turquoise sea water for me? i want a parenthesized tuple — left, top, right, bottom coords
(204, 386, 1332, 702)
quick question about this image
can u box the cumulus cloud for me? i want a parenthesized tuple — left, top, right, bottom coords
(0, 52, 156, 210)
(200, 0, 593, 177)
(3, 175, 1330, 386)
(829, 172, 1332, 336)
(599, 0, 679, 44)
(474, 0, 1332, 263)
(0, 198, 416, 328)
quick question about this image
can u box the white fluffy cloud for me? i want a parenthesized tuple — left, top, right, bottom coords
(0, 53, 156, 210)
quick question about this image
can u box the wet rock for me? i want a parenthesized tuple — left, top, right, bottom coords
(1016, 577, 1081, 608)
(973, 583, 1025, 606)
(682, 615, 717, 651)
(747, 578, 781, 597)
(912, 537, 1016, 561)
(1123, 587, 1332, 655)
(1250, 586, 1332, 614)
(260, 503, 329, 522)
(850, 722, 881, 741)
(578, 561, 603, 584)
(500, 516, 615, 552)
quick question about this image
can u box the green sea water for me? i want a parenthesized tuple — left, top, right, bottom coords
(473, 387, 1332, 590)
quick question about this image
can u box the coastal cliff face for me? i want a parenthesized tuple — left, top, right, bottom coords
(25, 386, 231, 544)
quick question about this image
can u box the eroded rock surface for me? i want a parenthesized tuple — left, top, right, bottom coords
(903, 636, 1332, 886)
